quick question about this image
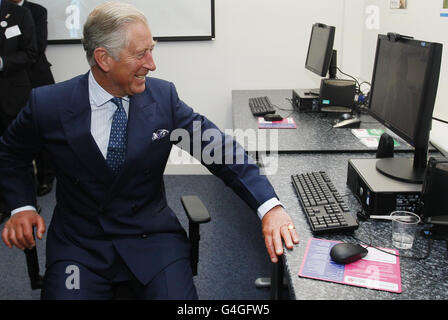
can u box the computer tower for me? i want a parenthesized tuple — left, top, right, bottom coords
(292, 89, 320, 112)
(347, 158, 422, 215)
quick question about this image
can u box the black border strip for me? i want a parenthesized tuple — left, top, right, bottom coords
(48, 0, 215, 45)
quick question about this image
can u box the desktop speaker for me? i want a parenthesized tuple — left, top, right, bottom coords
(319, 79, 356, 112)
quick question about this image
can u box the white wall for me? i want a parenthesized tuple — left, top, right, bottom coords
(355, 0, 448, 155)
(45, 0, 448, 169)
(46, 0, 346, 173)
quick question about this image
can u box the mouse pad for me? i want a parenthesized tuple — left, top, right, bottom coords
(257, 117, 296, 129)
(298, 238, 402, 293)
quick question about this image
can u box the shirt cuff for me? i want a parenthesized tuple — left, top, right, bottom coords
(11, 205, 37, 216)
(257, 197, 283, 220)
(0, 57, 3, 71)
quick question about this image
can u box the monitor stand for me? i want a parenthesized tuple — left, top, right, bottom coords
(376, 158, 426, 184)
(376, 142, 429, 185)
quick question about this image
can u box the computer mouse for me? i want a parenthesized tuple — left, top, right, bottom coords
(329, 243, 368, 264)
(338, 113, 353, 121)
(263, 113, 283, 121)
(333, 115, 361, 128)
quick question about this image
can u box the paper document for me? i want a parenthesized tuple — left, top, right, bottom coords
(351, 129, 400, 148)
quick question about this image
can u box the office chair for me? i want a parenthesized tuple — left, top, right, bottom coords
(24, 195, 211, 299)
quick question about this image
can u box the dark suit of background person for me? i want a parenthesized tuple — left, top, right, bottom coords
(0, 3, 297, 299)
(0, 0, 37, 222)
(10, 0, 56, 196)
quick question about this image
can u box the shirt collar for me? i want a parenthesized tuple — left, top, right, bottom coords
(88, 70, 129, 108)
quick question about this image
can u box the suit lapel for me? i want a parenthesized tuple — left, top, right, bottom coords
(61, 73, 115, 186)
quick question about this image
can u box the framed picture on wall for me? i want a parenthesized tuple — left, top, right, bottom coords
(390, 0, 407, 9)
(444, 0, 448, 9)
(33, 0, 215, 44)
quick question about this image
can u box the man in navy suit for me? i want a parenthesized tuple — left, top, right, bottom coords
(0, 2, 298, 299)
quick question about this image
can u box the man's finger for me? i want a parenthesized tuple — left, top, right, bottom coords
(14, 224, 28, 250)
(280, 225, 294, 249)
(35, 215, 46, 240)
(264, 234, 278, 263)
(2, 227, 12, 249)
(9, 229, 25, 251)
(272, 228, 283, 257)
(290, 227, 299, 244)
(21, 220, 35, 248)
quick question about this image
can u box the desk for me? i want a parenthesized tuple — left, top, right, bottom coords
(261, 152, 448, 299)
(232, 89, 428, 154)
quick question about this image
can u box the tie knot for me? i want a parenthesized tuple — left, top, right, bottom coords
(110, 97, 123, 108)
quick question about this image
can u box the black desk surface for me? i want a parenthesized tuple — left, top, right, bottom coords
(232, 89, 430, 153)
(261, 152, 448, 299)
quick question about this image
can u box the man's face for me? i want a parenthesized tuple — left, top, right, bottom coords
(107, 21, 156, 97)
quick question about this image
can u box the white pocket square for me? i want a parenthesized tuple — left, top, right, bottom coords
(152, 129, 170, 141)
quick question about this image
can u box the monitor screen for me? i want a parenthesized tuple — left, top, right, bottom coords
(368, 34, 442, 183)
(305, 23, 335, 77)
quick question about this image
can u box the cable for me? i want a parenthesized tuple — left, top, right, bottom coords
(336, 67, 361, 92)
(432, 117, 448, 125)
(351, 229, 432, 261)
(350, 193, 432, 261)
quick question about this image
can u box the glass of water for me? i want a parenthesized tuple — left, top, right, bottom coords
(391, 211, 421, 250)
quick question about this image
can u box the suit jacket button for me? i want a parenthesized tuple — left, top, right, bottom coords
(132, 204, 138, 213)
(141, 233, 148, 239)
(144, 169, 150, 176)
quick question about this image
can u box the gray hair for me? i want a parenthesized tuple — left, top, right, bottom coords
(82, 2, 148, 66)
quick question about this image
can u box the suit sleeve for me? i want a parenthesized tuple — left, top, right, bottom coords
(1, 7, 38, 74)
(168, 82, 278, 212)
(0, 90, 41, 213)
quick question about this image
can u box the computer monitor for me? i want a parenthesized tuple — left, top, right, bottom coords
(368, 33, 443, 183)
(305, 23, 337, 79)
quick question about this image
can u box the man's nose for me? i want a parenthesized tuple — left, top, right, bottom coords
(144, 52, 156, 71)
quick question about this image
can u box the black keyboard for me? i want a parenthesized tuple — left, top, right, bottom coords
(249, 96, 276, 116)
(291, 171, 359, 234)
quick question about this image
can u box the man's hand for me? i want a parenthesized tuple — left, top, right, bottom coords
(261, 206, 299, 263)
(1, 210, 46, 250)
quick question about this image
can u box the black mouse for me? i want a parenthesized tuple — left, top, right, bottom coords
(333, 113, 361, 128)
(330, 243, 368, 264)
(263, 113, 283, 121)
(338, 113, 353, 121)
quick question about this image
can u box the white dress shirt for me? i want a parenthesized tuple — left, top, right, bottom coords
(12, 71, 282, 219)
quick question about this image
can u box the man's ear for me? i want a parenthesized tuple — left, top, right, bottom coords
(93, 48, 112, 72)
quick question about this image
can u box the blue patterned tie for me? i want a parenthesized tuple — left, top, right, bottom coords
(106, 97, 127, 174)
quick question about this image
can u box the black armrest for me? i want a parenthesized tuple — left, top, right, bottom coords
(181, 196, 210, 276)
(181, 196, 211, 224)
(24, 205, 44, 290)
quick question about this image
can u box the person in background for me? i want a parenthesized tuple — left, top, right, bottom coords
(0, 0, 37, 223)
(7, 0, 56, 196)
